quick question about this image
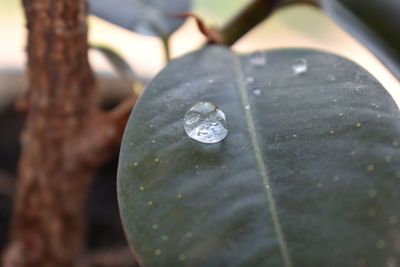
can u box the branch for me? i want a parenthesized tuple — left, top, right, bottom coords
(108, 95, 138, 145)
(219, 0, 319, 46)
(279, 0, 319, 8)
(175, 13, 224, 44)
(65, 96, 138, 169)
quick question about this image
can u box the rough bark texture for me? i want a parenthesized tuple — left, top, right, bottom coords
(2, 0, 136, 266)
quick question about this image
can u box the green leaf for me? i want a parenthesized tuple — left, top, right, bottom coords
(321, 0, 400, 80)
(118, 46, 400, 266)
(91, 44, 135, 83)
(88, 0, 192, 38)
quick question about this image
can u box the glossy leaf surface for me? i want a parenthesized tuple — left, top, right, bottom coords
(118, 46, 400, 266)
(88, 0, 192, 37)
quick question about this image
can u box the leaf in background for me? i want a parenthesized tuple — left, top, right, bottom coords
(88, 0, 192, 38)
(91, 44, 135, 83)
(118, 46, 400, 266)
(321, 0, 400, 80)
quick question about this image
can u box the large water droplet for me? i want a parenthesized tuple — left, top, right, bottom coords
(292, 59, 307, 75)
(250, 52, 267, 66)
(184, 102, 228, 144)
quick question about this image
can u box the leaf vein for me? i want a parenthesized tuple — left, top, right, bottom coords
(233, 55, 294, 267)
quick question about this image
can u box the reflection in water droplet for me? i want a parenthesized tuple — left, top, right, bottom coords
(250, 51, 267, 66)
(292, 58, 308, 75)
(253, 87, 262, 96)
(184, 102, 228, 144)
(245, 105, 250, 110)
(185, 114, 200, 125)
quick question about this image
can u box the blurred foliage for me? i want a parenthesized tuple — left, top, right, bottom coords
(194, 0, 248, 26)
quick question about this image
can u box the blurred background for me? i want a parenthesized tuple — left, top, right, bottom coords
(1, 0, 399, 98)
(0, 0, 399, 264)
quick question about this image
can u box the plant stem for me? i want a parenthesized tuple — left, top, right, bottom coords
(162, 37, 171, 63)
(220, 0, 319, 46)
(220, 0, 280, 46)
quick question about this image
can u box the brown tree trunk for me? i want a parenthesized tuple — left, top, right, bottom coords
(2, 0, 136, 266)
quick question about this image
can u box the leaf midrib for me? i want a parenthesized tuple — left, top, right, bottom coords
(233, 55, 294, 267)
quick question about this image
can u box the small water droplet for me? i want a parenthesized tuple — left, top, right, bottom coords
(178, 254, 186, 261)
(208, 79, 214, 84)
(249, 51, 267, 66)
(390, 215, 398, 224)
(387, 257, 397, 267)
(368, 209, 376, 217)
(152, 224, 158, 230)
(155, 249, 162, 256)
(184, 102, 228, 144)
(245, 105, 250, 110)
(253, 87, 262, 96)
(292, 59, 308, 75)
(185, 232, 193, 238)
(245, 76, 255, 84)
(162, 235, 169, 241)
(376, 240, 385, 249)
